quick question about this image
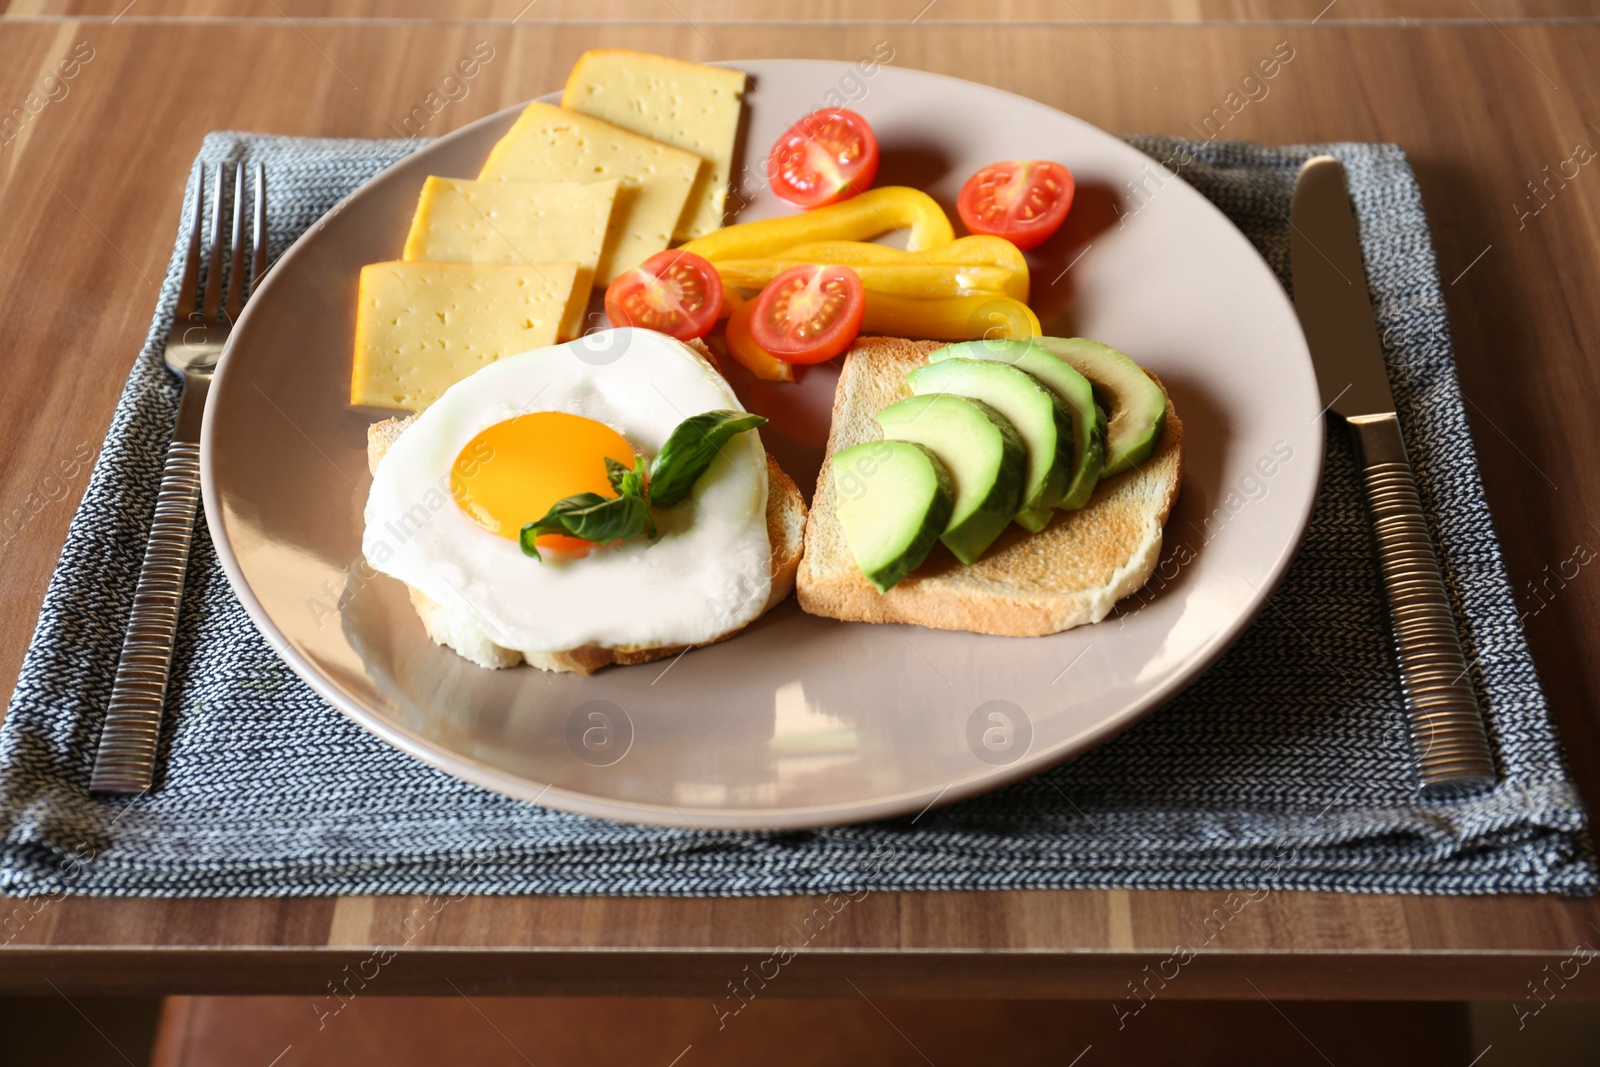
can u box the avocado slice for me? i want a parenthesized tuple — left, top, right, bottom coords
(832, 440, 954, 593)
(1033, 337, 1165, 477)
(907, 358, 1073, 533)
(876, 394, 1027, 564)
(931, 339, 1106, 510)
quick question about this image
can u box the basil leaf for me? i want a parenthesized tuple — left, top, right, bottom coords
(616, 455, 654, 538)
(519, 489, 651, 561)
(648, 410, 768, 508)
(598, 454, 653, 537)
(604, 456, 632, 495)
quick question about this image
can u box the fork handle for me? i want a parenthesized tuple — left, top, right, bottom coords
(90, 384, 208, 794)
(1350, 413, 1496, 798)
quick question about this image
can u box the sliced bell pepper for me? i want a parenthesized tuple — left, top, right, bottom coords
(860, 292, 1041, 343)
(780, 235, 1030, 302)
(680, 187, 955, 261)
(714, 259, 1015, 299)
(722, 299, 796, 382)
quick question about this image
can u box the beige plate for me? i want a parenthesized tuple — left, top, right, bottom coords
(203, 61, 1323, 829)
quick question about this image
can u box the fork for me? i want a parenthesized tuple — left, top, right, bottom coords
(90, 162, 267, 795)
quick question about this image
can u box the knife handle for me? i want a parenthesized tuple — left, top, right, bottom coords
(89, 434, 203, 795)
(1349, 413, 1496, 797)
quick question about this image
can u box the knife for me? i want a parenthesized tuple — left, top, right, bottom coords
(1290, 155, 1496, 798)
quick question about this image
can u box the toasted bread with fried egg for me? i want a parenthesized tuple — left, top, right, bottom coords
(365, 420, 804, 675)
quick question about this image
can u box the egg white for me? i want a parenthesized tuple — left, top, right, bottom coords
(362, 328, 772, 655)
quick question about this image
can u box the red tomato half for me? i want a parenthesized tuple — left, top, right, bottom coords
(604, 250, 724, 340)
(956, 160, 1075, 251)
(767, 109, 881, 209)
(749, 264, 865, 364)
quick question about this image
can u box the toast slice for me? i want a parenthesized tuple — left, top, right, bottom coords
(797, 337, 1184, 637)
(365, 358, 806, 674)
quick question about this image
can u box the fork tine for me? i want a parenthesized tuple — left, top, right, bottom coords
(173, 164, 205, 322)
(250, 163, 268, 300)
(225, 164, 247, 323)
(200, 163, 230, 322)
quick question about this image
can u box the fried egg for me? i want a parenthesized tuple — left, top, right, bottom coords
(363, 328, 772, 655)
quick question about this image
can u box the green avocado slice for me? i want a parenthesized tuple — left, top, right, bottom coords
(876, 394, 1028, 564)
(1032, 337, 1166, 477)
(906, 358, 1074, 532)
(930, 339, 1106, 510)
(832, 439, 954, 593)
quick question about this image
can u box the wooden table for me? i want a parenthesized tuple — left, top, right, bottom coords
(3, 0, 1600, 1002)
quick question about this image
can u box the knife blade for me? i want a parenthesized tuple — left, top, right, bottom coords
(1290, 155, 1496, 797)
(1291, 158, 1396, 420)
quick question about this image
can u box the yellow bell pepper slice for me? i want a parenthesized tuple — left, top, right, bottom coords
(722, 299, 796, 382)
(711, 235, 1029, 301)
(781, 236, 1030, 301)
(860, 292, 1041, 343)
(714, 259, 1015, 300)
(680, 187, 955, 261)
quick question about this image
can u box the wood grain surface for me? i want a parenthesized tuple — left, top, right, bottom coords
(5, 1, 1600, 22)
(2, 6, 1600, 999)
(145, 996, 1476, 1066)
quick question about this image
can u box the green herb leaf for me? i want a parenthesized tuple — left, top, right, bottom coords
(615, 455, 654, 538)
(519, 490, 652, 561)
(520, 452, 653, 561)
(648, 410, 768, 508)
(603, 456, 632, 495)
(520, 417, 755, 564)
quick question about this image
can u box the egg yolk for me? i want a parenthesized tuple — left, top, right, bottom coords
(451, 412, 636, 543)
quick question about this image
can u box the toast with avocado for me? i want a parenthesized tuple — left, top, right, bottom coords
(796, 336, 1183, 638)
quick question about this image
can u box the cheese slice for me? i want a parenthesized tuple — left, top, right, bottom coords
(352, 260, 579, 412)
(478, 101, 700, 283)
(562, 50, 747, 242)
(401, 176, 617, 337)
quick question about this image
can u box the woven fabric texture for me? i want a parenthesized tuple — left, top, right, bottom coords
(1, 132, 1593, 898)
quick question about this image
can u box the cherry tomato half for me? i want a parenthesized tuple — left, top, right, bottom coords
(749, 264, 865, 364)
(767, 108, 881, 210)
(604, 250, 724, 340)
(956, 160, 1075, 251)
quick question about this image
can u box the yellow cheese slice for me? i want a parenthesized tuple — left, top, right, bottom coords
(478, 101, 700, 283)
(401, 176, 616, 337)
(352, 260, 579, 412)
(562, 50, 747, 242)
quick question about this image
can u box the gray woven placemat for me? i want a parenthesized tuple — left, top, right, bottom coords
(1, 131, 1593, 898)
